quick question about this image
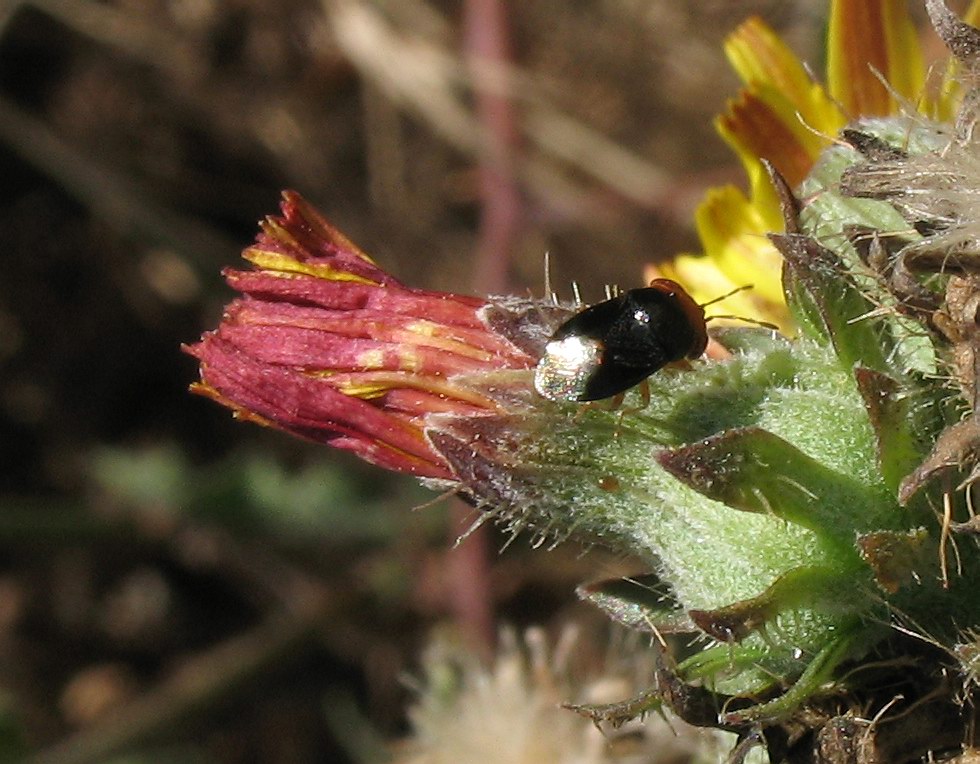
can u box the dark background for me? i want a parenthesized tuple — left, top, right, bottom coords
(0, 1, 839, 760)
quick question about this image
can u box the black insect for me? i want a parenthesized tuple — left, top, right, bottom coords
(533, 279, 709, 403)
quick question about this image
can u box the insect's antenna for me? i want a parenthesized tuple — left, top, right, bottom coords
(706, 314, 780, 330)
(699, 284, 779, 330)
(699, 283, 754, 309)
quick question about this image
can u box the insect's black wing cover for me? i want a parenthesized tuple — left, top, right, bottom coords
(593, 288, 698, 399)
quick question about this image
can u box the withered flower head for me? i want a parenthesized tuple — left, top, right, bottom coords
(187, 191, 560, 482)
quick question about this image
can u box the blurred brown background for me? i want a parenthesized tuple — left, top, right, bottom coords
(0, 1, 838, 761)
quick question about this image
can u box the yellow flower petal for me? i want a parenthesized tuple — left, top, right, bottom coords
(654, 183, 792, 333)
(725, 17, 843, 136)
(931, 0, 980, 119)
(655, 255, 741, 306)
(694, 185, 785, 306)
(717, 89, 823, 188)
(242, 248, 381, 284)
(828, 0, 923, 117)
(726, 16, 814, 109)
(881, 1, 925, 102)
(663, 1, 935, 336)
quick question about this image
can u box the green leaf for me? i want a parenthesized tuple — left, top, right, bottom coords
(853, 367, 929, 495)
(688, 565, 862, 642)
(563, 687, 664, 728)
(577, 575, 695, 634)
(720, 626, 868, 725)
(781, 256, 831, 345)
(657, 427, 883, 544)
(772, 233, 892, 374)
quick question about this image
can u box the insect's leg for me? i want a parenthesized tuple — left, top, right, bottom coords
(618, 379, 650, 415)
(613, 380, 650, 437)
(572, 392, 626, 424)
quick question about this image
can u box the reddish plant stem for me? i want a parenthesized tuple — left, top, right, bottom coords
(448, 0, 522, 658)
(464, 0, 522, 292)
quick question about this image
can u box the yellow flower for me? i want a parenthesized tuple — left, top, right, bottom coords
(658, 0, 980, 333)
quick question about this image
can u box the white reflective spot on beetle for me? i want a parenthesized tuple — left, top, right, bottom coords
(534, 335, 604, 401)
